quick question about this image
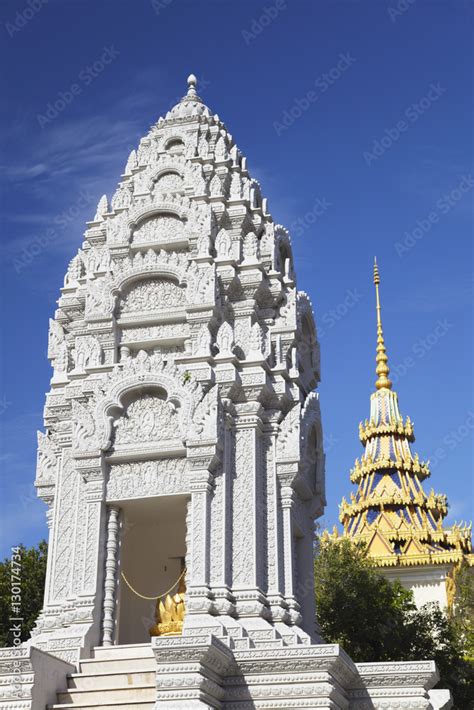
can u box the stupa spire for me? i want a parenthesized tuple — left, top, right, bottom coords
(373, 258, 392, 391)
(178, 72, 203, 105)
(335, 262, 472, 591)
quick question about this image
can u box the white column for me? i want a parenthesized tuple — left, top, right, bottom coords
(102, 505, 120, 646)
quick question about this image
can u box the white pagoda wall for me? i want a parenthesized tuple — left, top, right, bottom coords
(379, 564, 450, 609)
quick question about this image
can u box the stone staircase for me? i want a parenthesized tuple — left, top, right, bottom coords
(47, 644, 155, 710)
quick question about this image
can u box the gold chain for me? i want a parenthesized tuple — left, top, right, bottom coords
(120, 567, 186, 601)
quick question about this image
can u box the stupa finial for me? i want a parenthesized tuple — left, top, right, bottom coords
(186, 73, 198, 98)
(373, 258, 392, 390)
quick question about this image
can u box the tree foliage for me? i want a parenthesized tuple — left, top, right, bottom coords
(449, 558, 474, 660)
(0, 541, 47, 647)
(314, 536, 474, 709)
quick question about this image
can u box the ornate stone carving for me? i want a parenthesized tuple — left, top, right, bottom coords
(97, 350, 201, 452)
(50, 454, 77, 602)
(83, 246, 112, 275)
(277, 404, 301, 461)
(190, 164, 207, 194)
(215, 228, 232, 258)
(216, 321, 234, 356)
(125, 149, 137, 174)
(192, 324, 212, 356)
(107, 213, 128, 245)
(232, 428, 255, 586)
(121, 323, 190, 343)
(85, 275, 114, 318)
(114, 247, 188, 286)
(111, 184, 132, 211)
(36, 431, 58, 486)
(210, 173, 223, 197)
(114, 393, 183, 444)
(53, 340, 70, 375)
(48, 319, 65, 360)
(94, 194, 108, 221)
(106, 459, 188, 500)
(189, 386, 218, 440)
(72, 400, 98, 452)
(154, 171, 184, 193)
(247, 321, 264, 359)
(230, 172, 242, 198)
(214, 135, 228, 161)
(63, 253, 85, 286)
(186, 263, 216, 304)
(119, 278, 185, 315)
(243, 231, 259, 261)
(71, 335, 102, 370)
(132, 213, 183, 244)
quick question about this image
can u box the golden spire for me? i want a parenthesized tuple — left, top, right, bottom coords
(334, 259, 473, 574)
(373, 258, 392, 390)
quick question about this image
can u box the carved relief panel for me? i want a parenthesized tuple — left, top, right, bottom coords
(118, 278, 185, 316)
(131, 214, 183, 245)
(153, 171, 184, 194)
(113, 393, 183, 446)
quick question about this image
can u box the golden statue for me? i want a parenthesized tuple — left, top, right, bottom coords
(149, 567, 186, 637)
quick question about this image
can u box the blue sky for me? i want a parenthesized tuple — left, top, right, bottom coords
(1, 0, 472, 558)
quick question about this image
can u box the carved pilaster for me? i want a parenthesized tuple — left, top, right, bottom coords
(266, 425, 290, 624)
(278, 465, 302, 626)
(232, 404, 268, 618)
(185, 460, 214, 618)
(209, 416, 235, 616)
(80, 465, 105, 597)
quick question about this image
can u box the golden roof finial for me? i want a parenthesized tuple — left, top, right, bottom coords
(373, 258, 392, 390)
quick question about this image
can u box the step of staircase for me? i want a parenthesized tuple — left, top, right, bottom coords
(78, 655, 156, 674)
(56, 684, 155, 705)
(90, 643, 153, 660)
(48, 644, 156, 709)
(68, 669, 155, 691)
(47, 703, 154, 710)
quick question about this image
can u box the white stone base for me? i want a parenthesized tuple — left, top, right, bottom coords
(0, 639, 448, 710)
(0, 646, 73, 710)
(152, 636, 444, 709)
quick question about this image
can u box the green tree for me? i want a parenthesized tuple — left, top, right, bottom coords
(314, 536, 474, 709)
(0, 541, 47, 647)
(449, 559, 474, 660)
